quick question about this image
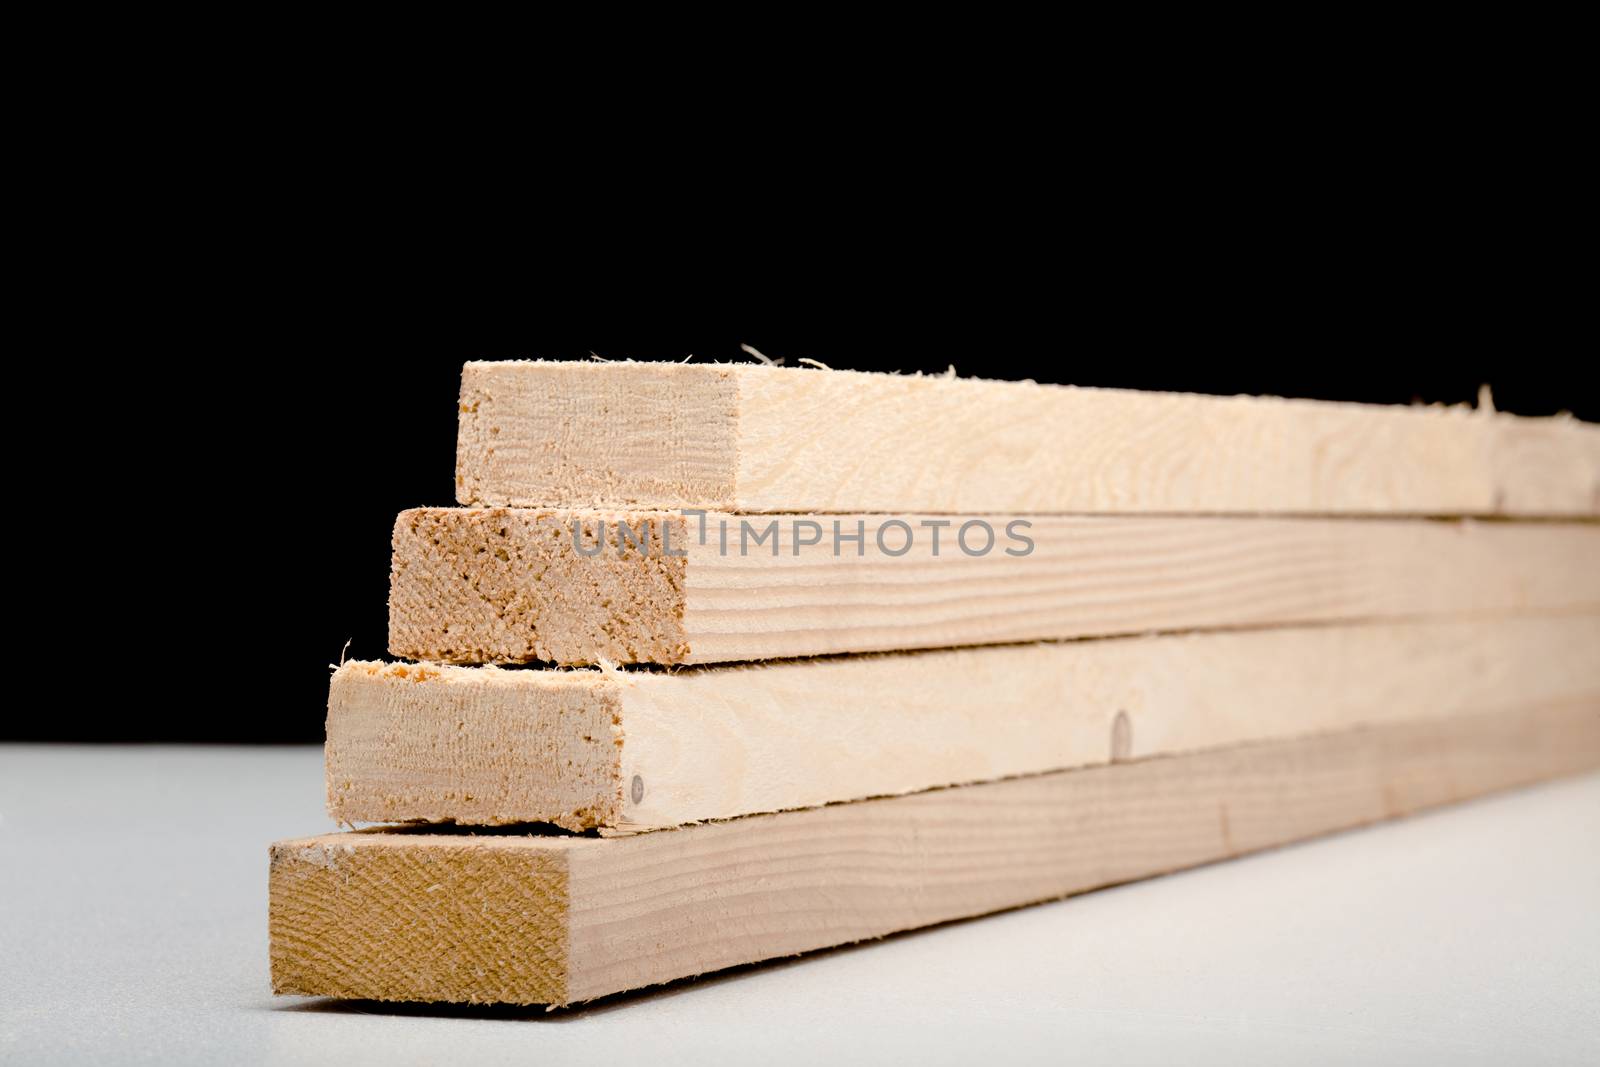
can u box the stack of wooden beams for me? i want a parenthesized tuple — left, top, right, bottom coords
(270, 361, 1600, 1008)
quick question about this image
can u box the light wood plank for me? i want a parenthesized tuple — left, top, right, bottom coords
(277, 700, 1600, 1007)
(331, 615, 1600, 831)
(390, 507, 1600, 665)
(455, 361, 1600, 515)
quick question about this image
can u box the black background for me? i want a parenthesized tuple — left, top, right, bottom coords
(9, 179, 1595, 743)
(5, 26, 1593, 743)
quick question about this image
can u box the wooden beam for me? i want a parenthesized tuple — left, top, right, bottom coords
(455, 361, 1600, 515)
(330, 615, 1600, 830)
(390, 508, 1600, 665)
(278, 700, 1600, 1007)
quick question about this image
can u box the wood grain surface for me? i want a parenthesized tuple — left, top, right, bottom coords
(390, 508, 1600, 665)
(331, 615, 1600, 830)
(276, 700, 1600, 1007)
(455, 361, 1600, 515)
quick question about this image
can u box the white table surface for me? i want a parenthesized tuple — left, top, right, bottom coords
(1, 744, 1596, 1066)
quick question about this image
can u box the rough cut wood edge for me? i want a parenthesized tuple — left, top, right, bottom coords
(277, 700, 1600, 1007)
(454, 361, 1600, 515)
(325, 661, 624, 832)
(389, 507, 1600, 665)
(330, 615, 1600, 830)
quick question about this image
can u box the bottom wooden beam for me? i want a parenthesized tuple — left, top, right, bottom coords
(271, 700, 1600, 1007)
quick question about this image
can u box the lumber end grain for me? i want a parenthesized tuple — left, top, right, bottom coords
(325, 661, 625, 830)
(456, 360, 741, 509)
(269, 832, 575, 1006)
(389, 508, 691, 665)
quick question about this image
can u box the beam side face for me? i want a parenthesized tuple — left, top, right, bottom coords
(730, 366, 1600, 514)
(453, 361, 1600, 515)
(390, 509, 1600, 668)
(562, 701, 1600, 1002)
(332, 617, 1600, 829)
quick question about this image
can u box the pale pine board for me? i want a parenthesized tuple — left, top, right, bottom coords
(277, 701, 1600, 1007)
(390, 507, 1600, 665)
(329, 615, 1600, 831)
(455, 361, 1600, 515)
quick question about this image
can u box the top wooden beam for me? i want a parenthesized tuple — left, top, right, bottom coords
(455, 361, 1600, 516)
